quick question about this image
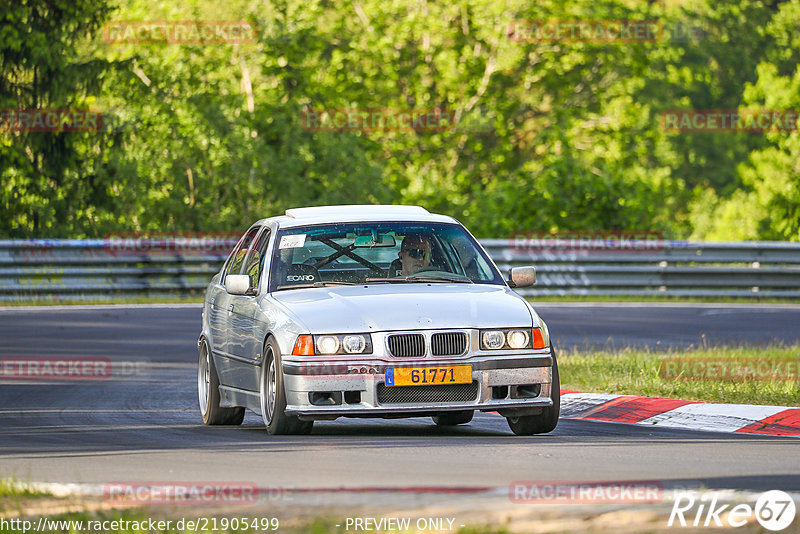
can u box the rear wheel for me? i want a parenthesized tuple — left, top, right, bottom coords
(506, 346, 560, 436)
(432, 410, 474, 426)
(260, 337, 313, 435)
(198, 339, 244, 425)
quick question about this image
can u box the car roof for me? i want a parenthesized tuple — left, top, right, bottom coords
(256, 205, 460, 229)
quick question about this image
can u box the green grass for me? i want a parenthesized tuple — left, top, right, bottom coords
(0, 478, 48, 514)
(560, 345, 800, 406)
(0, 478, 45, 499)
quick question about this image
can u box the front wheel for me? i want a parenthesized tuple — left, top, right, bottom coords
(260, 337, 313, 435)
(506, 346, 560, 436)
(198, 339, 244, 425)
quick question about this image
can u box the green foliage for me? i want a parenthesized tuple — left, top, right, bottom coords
(1, 0, 799, 240)
(0, 0, 124, 236)
(690, 0, 800, 241)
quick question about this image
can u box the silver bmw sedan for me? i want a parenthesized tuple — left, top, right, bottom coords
(198, 205, 559, 435)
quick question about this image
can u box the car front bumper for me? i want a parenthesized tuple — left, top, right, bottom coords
(281, 352, 554, 419)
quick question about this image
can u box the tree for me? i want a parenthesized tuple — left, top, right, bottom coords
(0, 0, 122, 236)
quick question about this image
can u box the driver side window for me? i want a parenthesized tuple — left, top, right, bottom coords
(223, 227, 259, 282)
(242, 227, 271, 289)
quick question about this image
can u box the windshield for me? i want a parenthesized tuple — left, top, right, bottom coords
(269, 222, 503, 291)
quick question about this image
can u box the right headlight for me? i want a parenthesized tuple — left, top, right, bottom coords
(507, 330, 530, 349)
(480, 328, 546, 350)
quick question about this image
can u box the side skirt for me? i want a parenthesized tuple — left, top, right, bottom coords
(219, 384, 261, 415)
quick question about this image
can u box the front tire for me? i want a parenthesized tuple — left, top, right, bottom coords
(260, 337, 313, 435)
(506, 346, 560, 436)
(432, 410, 474, 426)
(198, 339, 244, 425)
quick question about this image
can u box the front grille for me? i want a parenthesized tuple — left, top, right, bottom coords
(377, 382, 479, 404)
(431, 332, 468, 356)
(387, 333, 425, 357)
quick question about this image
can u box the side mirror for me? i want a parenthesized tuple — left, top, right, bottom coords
(225, 274, 252, 295)
(509, 266, 536, 288)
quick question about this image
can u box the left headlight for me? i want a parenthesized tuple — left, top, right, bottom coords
(314, 334, 373, 355)
(480, 328, 546, 350)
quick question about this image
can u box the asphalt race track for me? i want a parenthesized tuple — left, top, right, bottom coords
(0, 303, 799, 494)
(1, 303, 800, 358)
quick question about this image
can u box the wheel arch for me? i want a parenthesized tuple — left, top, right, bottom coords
(260, 331, 281, 365)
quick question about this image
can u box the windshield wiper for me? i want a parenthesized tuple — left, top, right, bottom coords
(364, 275, 473, 284)
(275, 281, 356, 291)
(364, 277, 413, 284)
(406, 274, 473, 284)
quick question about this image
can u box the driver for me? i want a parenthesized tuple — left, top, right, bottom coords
(398, 234, 432, 276)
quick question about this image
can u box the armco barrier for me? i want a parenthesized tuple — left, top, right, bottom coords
(482, 239, 800, 298)
(1, 239, 799, 301)
(0, 239, 228, 302)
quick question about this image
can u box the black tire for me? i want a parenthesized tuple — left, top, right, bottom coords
(506, 346, 560, 436)
(432, 410, 474, 426)
(198, 339, 245, 425)
(260, 337, 314, 435)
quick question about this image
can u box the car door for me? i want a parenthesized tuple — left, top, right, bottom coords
(226, 225, 272, 392)
(214, 226, 260, 387)
(208, 234, 249, 362)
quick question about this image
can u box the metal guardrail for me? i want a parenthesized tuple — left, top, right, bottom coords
(1, 239, 800, 301)
(482, 239, 800, 298)
(0, 239, 228, 302)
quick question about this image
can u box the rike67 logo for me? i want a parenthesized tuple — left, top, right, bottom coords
(669, 490, 796, 531)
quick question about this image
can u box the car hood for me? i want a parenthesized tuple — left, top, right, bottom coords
(270, 283, 534, 333)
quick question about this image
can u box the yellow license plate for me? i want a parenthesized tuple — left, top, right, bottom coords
(385, 365, 472, 387)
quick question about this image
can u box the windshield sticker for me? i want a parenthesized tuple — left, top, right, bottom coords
(279, 234, 307, 249)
